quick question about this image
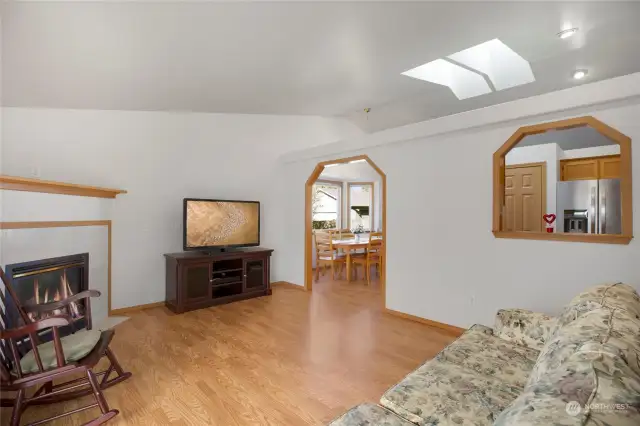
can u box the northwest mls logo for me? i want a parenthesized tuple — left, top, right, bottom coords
(566, 401, 582, 416)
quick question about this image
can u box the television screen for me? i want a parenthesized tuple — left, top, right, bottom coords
(183, 199, 260, 250)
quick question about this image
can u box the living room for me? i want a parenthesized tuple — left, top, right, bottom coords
(1, 2, 640, 425)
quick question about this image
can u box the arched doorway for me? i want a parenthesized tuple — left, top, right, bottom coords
(304, 154, 387, 308)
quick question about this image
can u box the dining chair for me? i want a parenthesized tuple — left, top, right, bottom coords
(314, 231, 346, 281)
(351, 237, 383, 285)
(338, 230, 355, 240)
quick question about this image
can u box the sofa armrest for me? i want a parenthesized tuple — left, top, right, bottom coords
(494, 309, 556, 351)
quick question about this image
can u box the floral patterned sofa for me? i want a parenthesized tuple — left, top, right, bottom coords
(329, 283, 640, 426)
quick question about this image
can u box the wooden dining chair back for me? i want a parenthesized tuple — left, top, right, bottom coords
(314, 231, 346, 281)
(351, 237, 384, 286)
(338, 229, 355, 239)
(0, 266, 130, 426)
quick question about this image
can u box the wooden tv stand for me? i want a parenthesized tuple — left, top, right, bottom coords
(164, 248, 273, 314)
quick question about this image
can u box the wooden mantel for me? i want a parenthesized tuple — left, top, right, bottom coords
(0, 175, 127, 199)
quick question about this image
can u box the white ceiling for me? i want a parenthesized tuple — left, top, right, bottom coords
(517, 126, 616, 151)
(319, 162, 380, 182)
(3, 2, 640, 132)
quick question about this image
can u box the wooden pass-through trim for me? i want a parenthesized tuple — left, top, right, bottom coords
(493, 116, 632, 245)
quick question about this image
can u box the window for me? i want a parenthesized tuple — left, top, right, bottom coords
(312, 181, 341, 230)
(348, 183, 373, 232)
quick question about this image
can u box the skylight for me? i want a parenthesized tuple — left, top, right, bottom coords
(447, 39, 534, 91)
(401, 39, 534, 100)
(401, 59, 492, 100)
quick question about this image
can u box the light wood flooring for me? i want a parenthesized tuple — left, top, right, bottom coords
(8, 275, 457, 425)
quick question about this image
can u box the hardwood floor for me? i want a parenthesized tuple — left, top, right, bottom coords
(8, 276, 458, 425)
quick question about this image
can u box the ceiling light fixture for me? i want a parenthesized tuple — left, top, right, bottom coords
(349, 159, 367, 164)
(557, 28, 579, 39)
(573, 69, 588, 80)
(324, 163, 339, 168)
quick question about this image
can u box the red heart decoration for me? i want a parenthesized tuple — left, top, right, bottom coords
(543, 214, 556, 224)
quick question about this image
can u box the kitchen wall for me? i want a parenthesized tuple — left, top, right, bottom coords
(272, 73, 640, 328)
(0, 108, 361, 309)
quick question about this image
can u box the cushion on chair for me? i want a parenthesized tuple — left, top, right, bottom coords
(18, 329, 103, 374)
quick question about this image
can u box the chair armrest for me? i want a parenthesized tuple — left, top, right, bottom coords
(0, 316, 73, 340)
(22, 290, 101, 314)
(494, 308, 556, 351)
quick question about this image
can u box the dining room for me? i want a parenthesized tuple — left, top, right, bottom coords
(306, 156, 386, 300)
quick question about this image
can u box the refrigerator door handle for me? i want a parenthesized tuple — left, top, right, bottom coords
(600, 187, 607, 234)
(590, 186, 597, 234)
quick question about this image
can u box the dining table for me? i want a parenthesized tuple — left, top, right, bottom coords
(332, 237, 370, 282)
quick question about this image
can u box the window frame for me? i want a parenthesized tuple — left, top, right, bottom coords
(347, 181, 374, 231)
(312, 179, 343, 229)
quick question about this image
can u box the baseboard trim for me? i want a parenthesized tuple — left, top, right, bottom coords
(110, 301, 166, 315)
(271, 281, 307, 291)
(384, 308, 465, 336)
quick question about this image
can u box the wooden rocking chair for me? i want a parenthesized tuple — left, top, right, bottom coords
(0, 266, 131, 425)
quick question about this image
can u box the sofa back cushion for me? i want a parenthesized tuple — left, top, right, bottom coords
(494, 343, 640, 425)
(495, 283, 640, 425)
(527, 283, 640, 387)
(550, 283, 640, 338)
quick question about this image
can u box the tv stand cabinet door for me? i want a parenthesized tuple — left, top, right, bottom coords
(182, 262, 212, 306)
(243, 257, 266, 292)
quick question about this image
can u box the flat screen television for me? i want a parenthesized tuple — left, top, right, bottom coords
(183, 198, 260, 251)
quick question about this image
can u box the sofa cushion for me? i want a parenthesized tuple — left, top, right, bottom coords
(494, 342, 640, 426)
(494, 309, 556, 351)
(328, 403, 416, 426)
(550, 283, 640, 339)
(434, 324, 539, 388)
(379, 325, 535, 425)
(528, 283, 640, 388)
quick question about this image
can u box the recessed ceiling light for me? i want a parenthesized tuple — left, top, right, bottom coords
(557, 28, 579, 39)
(573, 69, 588, 80)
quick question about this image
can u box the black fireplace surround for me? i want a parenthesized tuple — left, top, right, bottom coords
(4, 253, 90, 340)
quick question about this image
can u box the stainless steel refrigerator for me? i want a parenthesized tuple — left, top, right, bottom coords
(557, 179, 621, 234)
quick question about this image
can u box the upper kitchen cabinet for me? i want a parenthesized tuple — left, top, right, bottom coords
(493, 116, 632, 244)
(560, 155, 621, 181)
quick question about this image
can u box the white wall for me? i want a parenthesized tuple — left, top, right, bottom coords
(506, 144, 559, 219)
(272, 94, 640, 329)
(561, 145, 620, 159)
(0, 108, 361, 309)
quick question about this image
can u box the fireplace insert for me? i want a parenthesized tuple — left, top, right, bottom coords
(4, 253, 90, 341)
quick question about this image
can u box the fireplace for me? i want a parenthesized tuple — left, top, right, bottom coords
(5, 253, 90, 340)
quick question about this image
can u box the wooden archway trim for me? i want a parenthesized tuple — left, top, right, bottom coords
(304, 154, 387, 307)
(493, 115, 633, 244)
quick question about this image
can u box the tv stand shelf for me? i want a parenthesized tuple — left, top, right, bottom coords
(164, 248, 273, 314)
